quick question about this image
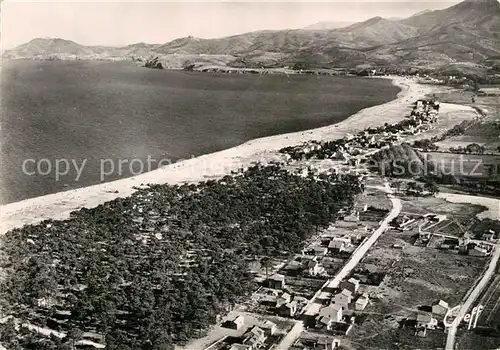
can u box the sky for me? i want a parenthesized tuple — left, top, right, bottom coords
(1, 0, 461, 50)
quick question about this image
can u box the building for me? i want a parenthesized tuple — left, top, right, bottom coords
(416, 313, 437, 329)
(469, 245, 491, 257)
(313, 246, 328, 256)
(224, 315, 245, 330)
(344, 211, 360, 222)
(260, 295, 279, 307)
(432, 300, 449, 316)
(280, 301, 298, 317)
(268, 274, 286, 289)
(229, 344, 252, 350)
(355, 294, 369, 311)
(314, 337, 341, 350)
(340, 277, 360, 295)
(328, 237, 350, 252)
(333, 151, 348, 161)
(277, 292, 292, 307)
(243, 326, 267, 348)
(334, 289, 353, 308)
(261, 320, 277, 335)
(318, 304, 343, 324)
(308, 259, 325, 276)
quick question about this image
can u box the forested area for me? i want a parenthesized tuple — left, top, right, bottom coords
(0, 164, 362, 349)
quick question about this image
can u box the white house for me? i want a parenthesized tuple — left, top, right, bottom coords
(355, 294, 369, 311)
(432, 300, 449, 316)
(308, 259, 325, 276)
(328, 237, 351, 252)
(416, 313, 438, 329)
(268, 274, 286, 289)
(313, 246, 328, 256)
(344, 211, 360, 222)
(261, 320, 277, 335)
(317, 304, 343, 327)
(334, 289, 353, 308)
(340, 277, 360, 295)
(225, 315, 245, 330)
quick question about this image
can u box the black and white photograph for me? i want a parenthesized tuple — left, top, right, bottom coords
(0, 0, 499, 349)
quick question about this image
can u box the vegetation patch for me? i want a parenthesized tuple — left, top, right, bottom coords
(0, 164, 363, 349)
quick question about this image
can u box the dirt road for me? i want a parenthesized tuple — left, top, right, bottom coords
(445, 246, 500, 350)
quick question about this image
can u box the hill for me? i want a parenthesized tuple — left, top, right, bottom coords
(303, 21, 354, 30)
(3, 0, 500, 73)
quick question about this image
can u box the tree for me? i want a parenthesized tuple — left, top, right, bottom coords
(260, 256, 273, 279)
(66, 328, 83, 350)
(391, 181, 403, 194)
(424, 181, 439, 196)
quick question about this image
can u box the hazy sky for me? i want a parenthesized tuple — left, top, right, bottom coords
(1, 0, 460, 50)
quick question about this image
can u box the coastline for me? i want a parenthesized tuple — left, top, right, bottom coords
(0, 76, 433, 235)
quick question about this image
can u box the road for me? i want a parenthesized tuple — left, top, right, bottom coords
(302, 182, 402, 316)
(445, 246, 500, 350)
(276, 182, 401, 349)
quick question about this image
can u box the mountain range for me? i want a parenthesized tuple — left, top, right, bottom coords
(4, 0, 500, 74)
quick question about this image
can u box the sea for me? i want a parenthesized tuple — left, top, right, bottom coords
(0, 60, 400, 204)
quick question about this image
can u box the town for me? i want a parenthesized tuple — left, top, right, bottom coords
(171, 90, 500, 350)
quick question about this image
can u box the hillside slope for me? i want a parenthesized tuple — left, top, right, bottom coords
(3, 0, 500, 72)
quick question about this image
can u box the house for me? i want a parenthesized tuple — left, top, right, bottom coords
(415, 327, 428, 338)
(392, 215, 414, 230)
(229, 345, 252, 350)
(340, 278, 360, 295)
(423, 213, 447, 223)
(469, 245, 491, 257)
(332, 150, 349, 161)
(432, 300, 449, 316)
(318, 304, 343, 324)
(308, 259, 325, 276)
(314, 337, 341, 350)
(313, 246, 328, 256)
(280, 301, 298, 317)
(334, 289, 353, 308)
(416, 313, 437, 329)
(260, 295, 279, 307)
(355, 294, 369, 311)
(328, 237, 350, 252)
(344, 211, 360, 222)
(268, 274, 286, 289)
(277, 292, 292, 306)
(261, 320, 277, 335)
(225, 315, 245, 330)
(243, 326, 267, 348)
(481, 229, 496, 241)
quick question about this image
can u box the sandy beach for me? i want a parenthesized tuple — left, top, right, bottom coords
(0, 76, 436, 234)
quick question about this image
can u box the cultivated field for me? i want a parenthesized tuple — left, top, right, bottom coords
(341, 225, 489, 349)
(426, 152, 500, 179)
(433, 90, 500, 153)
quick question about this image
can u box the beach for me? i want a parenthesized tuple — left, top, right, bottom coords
(0, 76, 435, 235)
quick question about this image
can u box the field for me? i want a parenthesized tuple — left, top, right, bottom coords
(433, 90, 500, 153)
(399, 195, 485, 219)
(359, 230, 487, 315)
(424, 152, 500, 179)
(347, 314, 446, 350)
(341, 224, 489, 349)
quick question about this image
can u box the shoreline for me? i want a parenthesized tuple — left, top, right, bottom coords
(0, 76, 432, 235)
